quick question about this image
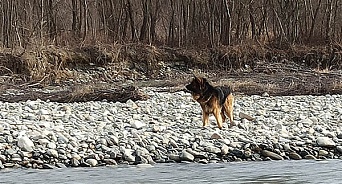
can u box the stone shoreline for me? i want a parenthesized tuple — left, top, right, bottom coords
(0, 88, 341, 169)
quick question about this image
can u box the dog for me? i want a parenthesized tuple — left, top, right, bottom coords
(186, 76, 235, 129)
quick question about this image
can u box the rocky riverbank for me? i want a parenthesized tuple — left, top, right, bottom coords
(0, 88, 342, 169)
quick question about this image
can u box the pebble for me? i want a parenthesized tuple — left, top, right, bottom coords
(42, 164, 56, 169)
(136, 163, 153, 168)
(319, 150, 329, 157)
(336, 146, 342, 153)
(169, 154, 180, 162)
(130, 120, 146, 129)
(47, 149, 58, 158)
(239, 112, 255, 121)
(86, 159, 98, 167)
(221, 144, 229, 155)
(56, 163, 67, 168)
(304, 155, 317, 160)
(0, 90, 341, 169)
(211, 132, 223, 139)
(103, 159, 117, 165)
(289, 152, 302, 160)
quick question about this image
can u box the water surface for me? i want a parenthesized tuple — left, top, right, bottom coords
(1, 160, 341, 184)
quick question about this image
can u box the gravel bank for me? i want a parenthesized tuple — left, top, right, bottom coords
(0, 89, 342, 169)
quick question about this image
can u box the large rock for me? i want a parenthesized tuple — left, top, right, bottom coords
(17, 132, 34, 152)
(180, 150, 194, 162)
(122, 148, 135, 162)
(168, 154, 180, 162)
(205, 146, 221, 154)
(316, 137, 336, 147)
(261, 150, 283, 160)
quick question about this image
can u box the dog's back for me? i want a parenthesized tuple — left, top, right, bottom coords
(216, 86, 232, 105)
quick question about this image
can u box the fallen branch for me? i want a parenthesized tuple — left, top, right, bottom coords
(0, 85, 149, 103)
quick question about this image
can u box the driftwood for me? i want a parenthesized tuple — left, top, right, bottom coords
(0, 85, 148, 103)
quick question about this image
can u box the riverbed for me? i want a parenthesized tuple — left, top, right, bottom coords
(0, 89, 342, 169)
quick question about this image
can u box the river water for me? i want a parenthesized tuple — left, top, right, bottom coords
(1, 160, 341, 184)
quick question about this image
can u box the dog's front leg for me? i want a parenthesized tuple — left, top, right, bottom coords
(202, 111, 209, 127)
(213, 108, 223, 129)
(221, 109, 226, 122)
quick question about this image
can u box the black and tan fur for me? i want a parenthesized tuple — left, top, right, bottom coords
(186, 76, 235, 129)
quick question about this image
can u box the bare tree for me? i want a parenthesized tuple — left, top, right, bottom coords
(0, 0, 341, 48)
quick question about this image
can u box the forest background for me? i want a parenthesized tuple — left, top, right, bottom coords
(0, 0, 341, 102)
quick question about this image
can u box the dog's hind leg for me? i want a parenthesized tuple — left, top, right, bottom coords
(221, 109, 226, 122)
(225, 94, 235, 128)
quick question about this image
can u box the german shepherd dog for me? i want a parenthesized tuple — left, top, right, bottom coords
(186, 76, 235, 129)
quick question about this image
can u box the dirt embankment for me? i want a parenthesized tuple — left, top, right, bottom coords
(0, 43, 342, 102)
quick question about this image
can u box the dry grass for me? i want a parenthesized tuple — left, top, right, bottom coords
(0, 43, 341, 102)
(1, 43, 341, 82)
(1, 45, 116, 84)
(331, 81, 342, 93)
(231, 81, 279, 95)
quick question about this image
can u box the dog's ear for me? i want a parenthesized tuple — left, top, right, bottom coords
(203, 78, 210, 88)
(199, 77, 208, 89)
(194, 76, 201, 83)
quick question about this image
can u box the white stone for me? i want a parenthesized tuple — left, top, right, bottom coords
(38, 109, 50, 115)
(319, 149, 329, 156)
(132, 114, 141, 120)
(56, 133, 69, 144)
(122, 148, 135, 162)
(47, 142, 57, 149)
(86, 159, 98, 167)
(221, 144, 229, 155)
(316, 137, 336, 147)
(206, 146, 221, 154)
(220, 139, 231, 145)
(136, 164, 153, 168)
(17, 132, 34, 152)
(126, 99, 139, 109)
(307, 128, 315, 134)
(131, 120, 146, 129)
(38, 139, 50, 146)
(47, 149, 59, 158)
(180, 150, 194, 161)
(26, 100, 38, 110)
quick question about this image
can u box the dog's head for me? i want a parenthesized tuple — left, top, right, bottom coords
(186, 76, 209, 95)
